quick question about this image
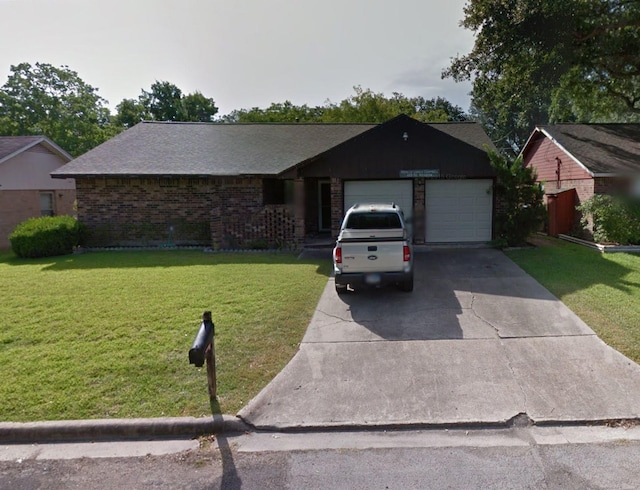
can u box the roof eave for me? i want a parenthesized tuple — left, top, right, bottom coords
(592, 172, 626, 178)
(0, 137, 73, 166)
(52, 172, 279, 179)
(518, 128, 542, 160)
(39, 138, 74, 162)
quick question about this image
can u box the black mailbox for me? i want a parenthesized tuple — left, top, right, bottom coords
(189, 311, 215, 367)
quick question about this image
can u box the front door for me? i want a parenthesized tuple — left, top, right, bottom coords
(318, 181, 331, 231)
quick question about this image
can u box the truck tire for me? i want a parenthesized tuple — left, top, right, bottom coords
(400, 277, 413, 292)
(335, 283, 348, 295)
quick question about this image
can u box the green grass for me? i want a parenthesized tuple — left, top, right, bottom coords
(506, 237, 640, 363)
(0, 250, 330, 422)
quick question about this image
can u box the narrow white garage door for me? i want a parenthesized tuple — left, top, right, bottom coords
(425, 179, 493, 242)
(344, 180, 413, 221)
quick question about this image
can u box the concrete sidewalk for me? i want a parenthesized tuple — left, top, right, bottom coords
(239, 248, 640, 430)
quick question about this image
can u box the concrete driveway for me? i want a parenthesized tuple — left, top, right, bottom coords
(239, 249, 640, 430)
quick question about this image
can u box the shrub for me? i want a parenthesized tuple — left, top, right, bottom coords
(9, 216, 85, 258)
(578, 194, 640, 244)
(489, 151, 546, 246)
(246, 238, 270, 250)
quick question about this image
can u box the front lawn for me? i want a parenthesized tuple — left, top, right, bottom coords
(506, 237, 640, 364)
(0, 250, 330, 422)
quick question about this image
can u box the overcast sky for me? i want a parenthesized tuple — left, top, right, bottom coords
(0, 0, 474, 117)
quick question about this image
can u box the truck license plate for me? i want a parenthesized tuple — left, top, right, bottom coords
(365, 273, 381, 285)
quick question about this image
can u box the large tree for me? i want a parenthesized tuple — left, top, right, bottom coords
(223, 87, 468, 123)
(116, 81, 218, 127)
(111, 98, 150, 129)
(181, 91, 221, 122)
(140, 81, 184, 122)
(221, 101, 325, 123)
(0, 62, 118, 156)
(444, 0, 640, 152)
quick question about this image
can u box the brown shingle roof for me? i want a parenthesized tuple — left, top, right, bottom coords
(0, 135, 72, 164)
(538, 124, 640, 175)
(52, 122, 375, 177)
(429, 122, 496, 152)
(52, 117, 495, 178)
(0, 136, 46, 161)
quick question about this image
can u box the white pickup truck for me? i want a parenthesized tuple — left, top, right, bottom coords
(333, 203, 413, 294)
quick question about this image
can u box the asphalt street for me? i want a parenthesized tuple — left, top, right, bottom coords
(2, 426, 640, 489)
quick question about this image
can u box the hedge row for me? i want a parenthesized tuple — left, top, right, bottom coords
(9, 216, 85, 258)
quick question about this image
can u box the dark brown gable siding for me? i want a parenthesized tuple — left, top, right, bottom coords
(524, 135, 591, 183)
(293, 118, 494, 179)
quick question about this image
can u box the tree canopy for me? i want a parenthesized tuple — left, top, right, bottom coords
(222, 87, 468, 123)
(444, 0, 640, 152)
(111, 98, 150, 129)
(489, 151, 546, 246)
(114, 81, 219, 128)
(0, 63, 465, 157)
(0, 62, 118, 156)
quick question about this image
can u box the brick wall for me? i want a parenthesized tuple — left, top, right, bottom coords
(330, 177, 343, 238)
(293, 178, 305, 247)
(264, 206, 296, 248)
(553, 178, 594, 204)
(0, 189, 76, 250)
(55, 189, 77, 217)
(77, 177, 296, 248)
(212, 177, 295, 249)
(412, 179, 425, 244)
(594, 177, 630, 195)
(493, 182, 507, 240)
(77, 177, 213, 247)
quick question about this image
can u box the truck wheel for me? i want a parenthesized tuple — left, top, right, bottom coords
(400, 278, 413, 292)
(335, 284, 348, 295)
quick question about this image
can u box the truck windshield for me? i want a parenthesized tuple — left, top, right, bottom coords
(345, 212, 402, 229)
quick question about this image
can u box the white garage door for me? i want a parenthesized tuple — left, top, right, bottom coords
(425, 180, 493, 242)
(344, 180, 413, 221)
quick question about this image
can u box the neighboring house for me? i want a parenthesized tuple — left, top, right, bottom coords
(521, 124, 640, 236)
(0, 136, 76, 249)
(52, 114, 496, 249)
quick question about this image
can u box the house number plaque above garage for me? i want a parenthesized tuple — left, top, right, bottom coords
(399, 169, 440, 178)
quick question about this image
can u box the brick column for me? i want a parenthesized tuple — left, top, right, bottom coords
(210, 185, 222, 249)
(294, 177, 305, 247)
(330, 177, 343, 238)
(413, 178, 425, 244)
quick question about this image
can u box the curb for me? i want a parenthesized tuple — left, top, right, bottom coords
(239, 415, 640, 434)
(0, 415, 249, 443)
